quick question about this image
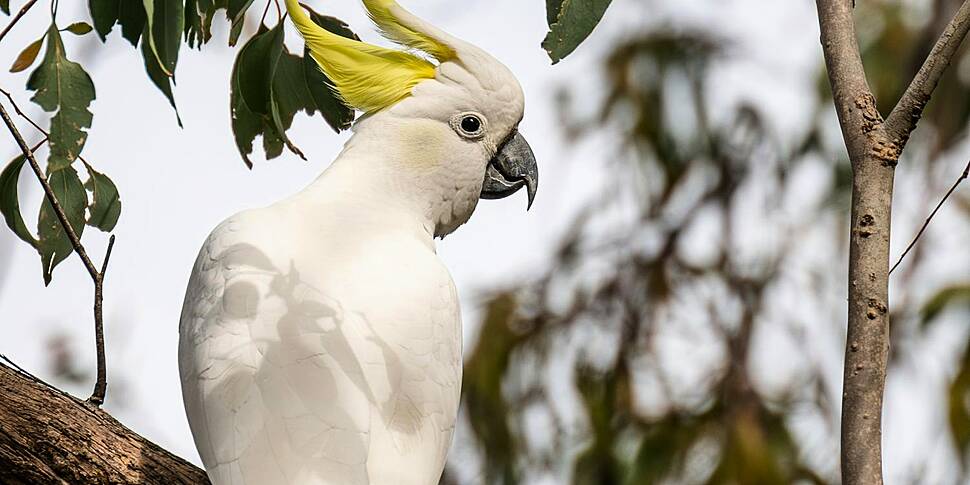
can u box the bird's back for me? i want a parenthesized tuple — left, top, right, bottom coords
(178, 202, 462, 485)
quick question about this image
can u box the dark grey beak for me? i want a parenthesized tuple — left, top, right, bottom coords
(480, 131, 538, 209)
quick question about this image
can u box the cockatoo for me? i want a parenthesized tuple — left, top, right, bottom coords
(178, 1, 537, 484)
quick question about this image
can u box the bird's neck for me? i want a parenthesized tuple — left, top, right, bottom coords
(300, 118, 481, 240)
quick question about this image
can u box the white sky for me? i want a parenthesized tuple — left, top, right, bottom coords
(0, 0, 967, 482)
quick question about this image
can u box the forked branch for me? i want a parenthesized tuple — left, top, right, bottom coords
(815, 1, 970, 484)
(0, 91, 114, 406)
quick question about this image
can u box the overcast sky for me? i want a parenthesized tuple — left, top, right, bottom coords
(1, 0, 967, 481)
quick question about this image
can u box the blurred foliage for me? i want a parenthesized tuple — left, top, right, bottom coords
(454, 1, 970, 484)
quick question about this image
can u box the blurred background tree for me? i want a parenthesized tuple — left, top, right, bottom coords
(449, 1, 970, 484)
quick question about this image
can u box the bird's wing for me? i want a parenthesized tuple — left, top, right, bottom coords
(178, 213, 462, 485)
(179, 215, 374, 485)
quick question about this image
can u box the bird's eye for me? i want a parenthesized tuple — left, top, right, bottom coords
(461, 116, 481, 133)
(452, 112, 486, 139)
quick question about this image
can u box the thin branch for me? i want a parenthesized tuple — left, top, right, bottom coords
(0, 90, 113, 407)
(890, 159, 970, 274)
(0, 0, 40, 45)
(886, 0, 970, 144)
(88, 235, 115, 406)
(0, 98, 100, 281)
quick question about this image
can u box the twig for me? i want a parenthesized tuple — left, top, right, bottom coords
(890, 159, 970, 274)
(0, 91, 113, 407)
(260, 0, 273, 26)
(0, 0, 40, 45)
(886, 0, 970, 145)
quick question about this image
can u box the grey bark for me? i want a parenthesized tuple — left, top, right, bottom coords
(814, 1, 970, 484)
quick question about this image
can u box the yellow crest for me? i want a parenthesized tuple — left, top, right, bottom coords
(285, 0, 456, 114)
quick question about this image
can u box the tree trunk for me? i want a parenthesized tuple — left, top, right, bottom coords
(0, 363, 209, 484)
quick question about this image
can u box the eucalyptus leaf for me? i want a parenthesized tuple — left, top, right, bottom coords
(238, 23, 284, 116)
(118, 0, 146, 46)
(64, 22, 94, 36)
(83, 164, 121, 232)
(37, 166, 87, 285)
(1, 0, 8, 15)
(141, 22, 182, 126)
(88, 0, 120, 40)
(9, 36, 44, 73)
(0, 155, 39, 248)
(26, 26, 96, 172)
(227, 0, 254, 46)
(542, 0, 612, 64)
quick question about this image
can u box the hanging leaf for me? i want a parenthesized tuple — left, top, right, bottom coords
(230, 25, 277, 168)
(238, 23, 284, 116)
(227, 0, 254, 46)
(0, 155, 39, 248)
(83, 163, 121, 232)
(186, 0, 227, 47)
(1, 0, 8, 15)
(118, 0, 146, 46)
(88, 0, 120, 41)
(141, 22, 182, 126)
(542, 0, 613, 64)
(64, 22, 94, 36)
(37, 166, 88, 285)
(26, 26, 96, 172)
(141, 0, 183, 77)
(270, 52, 309, 159)
(9, 36, 45, 73)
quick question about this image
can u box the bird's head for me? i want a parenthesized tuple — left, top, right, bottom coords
(286, 0, 537, 237)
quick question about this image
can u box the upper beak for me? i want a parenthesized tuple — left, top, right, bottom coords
(480, 131, 538, 209)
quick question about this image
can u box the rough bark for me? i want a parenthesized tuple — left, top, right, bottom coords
(814, 0, 970, 484)
(0, 363, 209, 484)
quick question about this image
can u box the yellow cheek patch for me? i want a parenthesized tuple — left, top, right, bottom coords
(395, 120, 450, 170)
(285, 0, 456, 114)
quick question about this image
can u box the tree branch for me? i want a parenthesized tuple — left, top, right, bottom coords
(0, 362, 209, 484)
(816, 1, 970, 484)
(886, 0, 970, 145)
(0, 90, 113, 406)
(0, 0, 39, 45)
(816, 1, 894, 484)
(889, 158, 970, 274)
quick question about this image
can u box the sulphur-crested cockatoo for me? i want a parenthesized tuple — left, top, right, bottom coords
(178, 1, 537, 484)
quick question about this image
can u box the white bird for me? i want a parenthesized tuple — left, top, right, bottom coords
(178, 1, 537, 484)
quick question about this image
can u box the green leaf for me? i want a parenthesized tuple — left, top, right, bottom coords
(238, 23, 284, 116)
(37, 166, 87, 285)
(227, 0, 254, 46)
(542, 0, 612, 64)
(270, 52, 308, 159)
(140, 22, 182, 126)
(118, 0, 146, 46)
(1, 0, 8, 15)
(9, 36, 44, 73)
(142, 0, 183, 76)
(922, 285, 970, 326)
(545, 0, 563, 25)
(83, 163, 121, 232)
(64, 22, 94, 35)
(26, 26, 96, 171)
(88, 0, 120, 41)
(230, 26, 275, 168)
(0, 155, 39, 248)
(949, 350, 970, 473)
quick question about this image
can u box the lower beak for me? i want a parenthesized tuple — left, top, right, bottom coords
(480, 131, 538, 209)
